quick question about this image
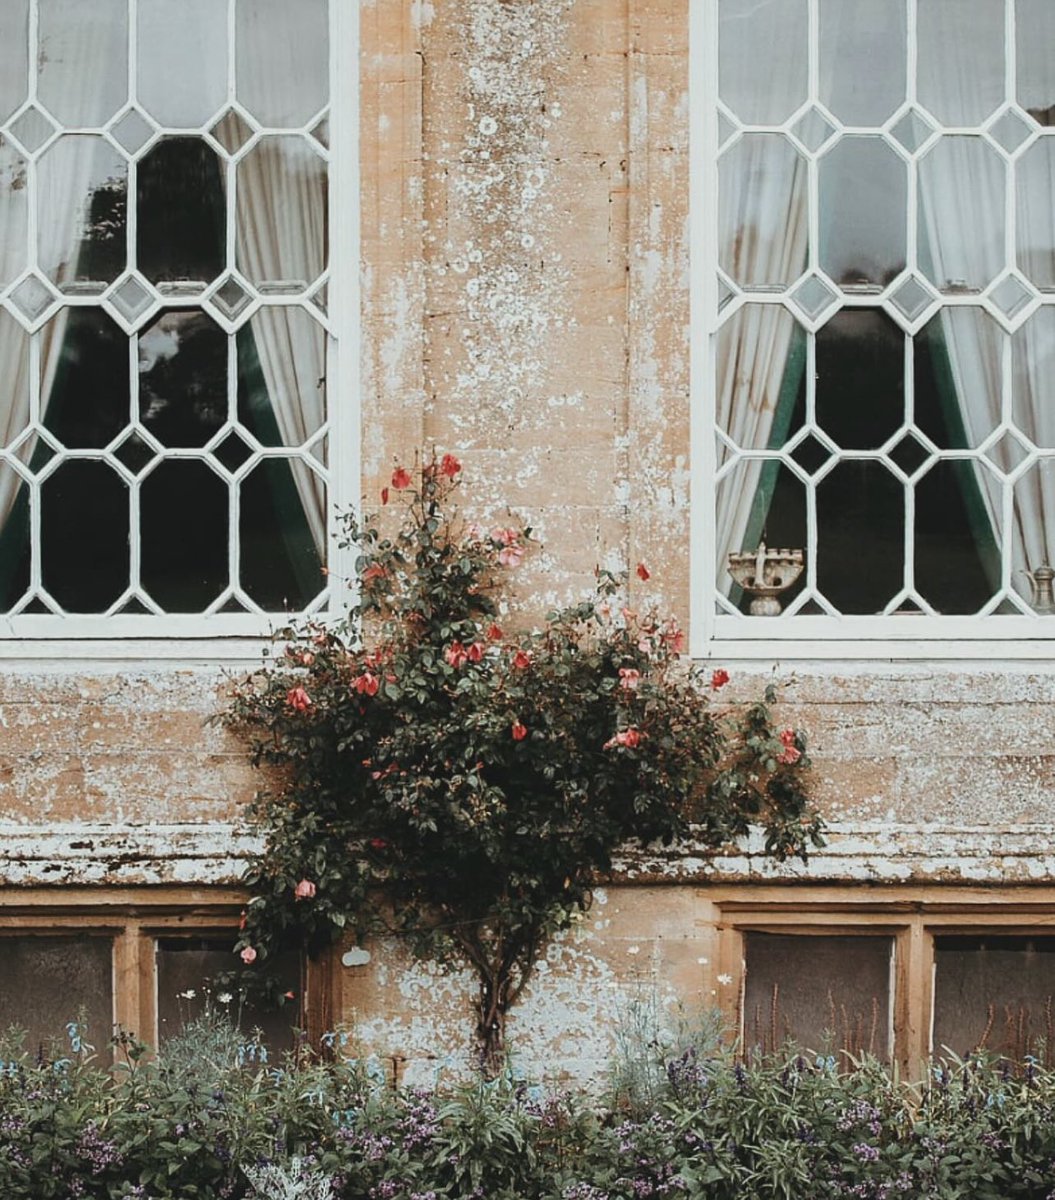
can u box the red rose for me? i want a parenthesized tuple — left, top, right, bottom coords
(369, 837, 388, 850)
(778, 728, 802, 765)
(362, 563, 386, 583)
(445, 642, 469, 668)
(636, 562, 650, 581)
(286, 686, 311, 712)
(354, 672, 380, 696)
(440, 453, 462, 478)
(511, 721, 528, 741)
(486, 622, 503, 641)
(380, 486, 390, 505)
(511, 649, 532, 669)
(392, 466, 412, 489)
(711, 668, 730, 690)
(467, 642, 484, 663)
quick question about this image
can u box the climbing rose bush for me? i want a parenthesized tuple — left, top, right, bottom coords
(225, 455, 821, 1067)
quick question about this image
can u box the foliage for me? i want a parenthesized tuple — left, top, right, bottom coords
(6, 1014, 1055, 1198)
(224, 455, 821, 1067)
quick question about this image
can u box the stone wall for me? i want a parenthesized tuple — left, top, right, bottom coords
(2, 0, 1055, 1081)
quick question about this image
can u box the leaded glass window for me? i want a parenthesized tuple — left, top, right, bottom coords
(0, 0, 336, 631)
(709, 0, 1055, 634)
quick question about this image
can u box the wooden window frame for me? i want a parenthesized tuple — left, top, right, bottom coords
(713, 887, 1055, 1076)
(0, 889, 329, 1054)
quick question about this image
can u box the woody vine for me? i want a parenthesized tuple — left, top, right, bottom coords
(225, 454, 822, 1074)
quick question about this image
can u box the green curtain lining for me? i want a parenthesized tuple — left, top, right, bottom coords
(739, 322, 1002, 603)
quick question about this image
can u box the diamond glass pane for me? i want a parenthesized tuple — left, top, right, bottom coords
(10, 105, 57, 153)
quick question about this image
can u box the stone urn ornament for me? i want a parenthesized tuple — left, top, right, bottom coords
(727, 541, 805, 615)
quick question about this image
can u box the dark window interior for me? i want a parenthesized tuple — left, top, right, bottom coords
(155, 936, 301, 1055)
(0, 935, 113, 1055)
(743, 931, 893, 1060)
(933, 935, 1055, 1063)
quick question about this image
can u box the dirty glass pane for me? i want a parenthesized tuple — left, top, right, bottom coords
(0, 936, 113, 1053)
(933, 936, 1055, 1063)
(156, 937, 300, 1055)
(743, 933, 892, 1059)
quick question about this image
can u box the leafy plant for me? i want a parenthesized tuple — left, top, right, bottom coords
(225, 454, 822, 1071)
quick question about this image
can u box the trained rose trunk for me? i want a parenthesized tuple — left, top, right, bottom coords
(225, 454, 822, 1073)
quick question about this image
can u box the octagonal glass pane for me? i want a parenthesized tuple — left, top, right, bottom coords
(0, 140, 28, 287)
(1017, 140, 1055, 290)
(817, 462, 904, 613)
(37, 0, 128, 127)
(819, 136, 906, 290)
(37, 136, 127, 290)
(42, 308, 129, 449)
(137, 0, 227, 129)
(816, 309, 904, 449)
(138, 310, 227, 447)
(236, 137, 327, 291)
(818, 0, 906, 128)
(240, 457, 325, 612)
(0, 0, 29, 125)
(917, 0, 1005, 127)
(138, 137, 225, 288)
(719, 0, 807, 126)
(141, 460, 228, 611)
(919, 137, 1005, 293)
(720, 135, 807, 289)
(41, 460, 129, 611)
(915, 460, 1000, 614)
(914, 308, 1004, 450)
(1013, 308, 1055, 446)
(1017, 0, 1055, 127)
(236, 0, 329, 129)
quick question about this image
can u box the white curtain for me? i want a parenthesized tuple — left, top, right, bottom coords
(0, 2, 125, 531)
(716, 0, 810, 580)
(917, 9, 1055, 591)
(233, 135, 327, 557)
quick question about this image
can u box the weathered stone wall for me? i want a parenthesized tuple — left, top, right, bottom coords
(2, 0, 1055, 1080)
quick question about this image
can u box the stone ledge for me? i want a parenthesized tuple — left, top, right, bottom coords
(3, 821, 1055, 888)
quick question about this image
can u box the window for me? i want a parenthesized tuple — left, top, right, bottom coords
(0, 933, 113, 1051)
(694, 0, 1055, 647)
(718, 901, 1055, 1072)
(0, 0, 354, 639)
(742, 931, 893, 1059)
(0, 908, 307, 1056)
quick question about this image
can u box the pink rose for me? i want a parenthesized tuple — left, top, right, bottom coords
(286, 686, 311, 712)
(240, 946, 257, 964)
(618, 667, 641, 692)
(294, 879, 316, 900)
(445, 642, 469, 668)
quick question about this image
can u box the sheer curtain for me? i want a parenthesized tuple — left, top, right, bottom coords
(716, 0, 809, 578)
(917, 12, 1055, 590)
(0, 14, 121, 530)
(234, 136, 327, 557)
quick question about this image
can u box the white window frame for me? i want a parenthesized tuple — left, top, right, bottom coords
(0, 0, 359, 655)
(689, 0, 1055, 660)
